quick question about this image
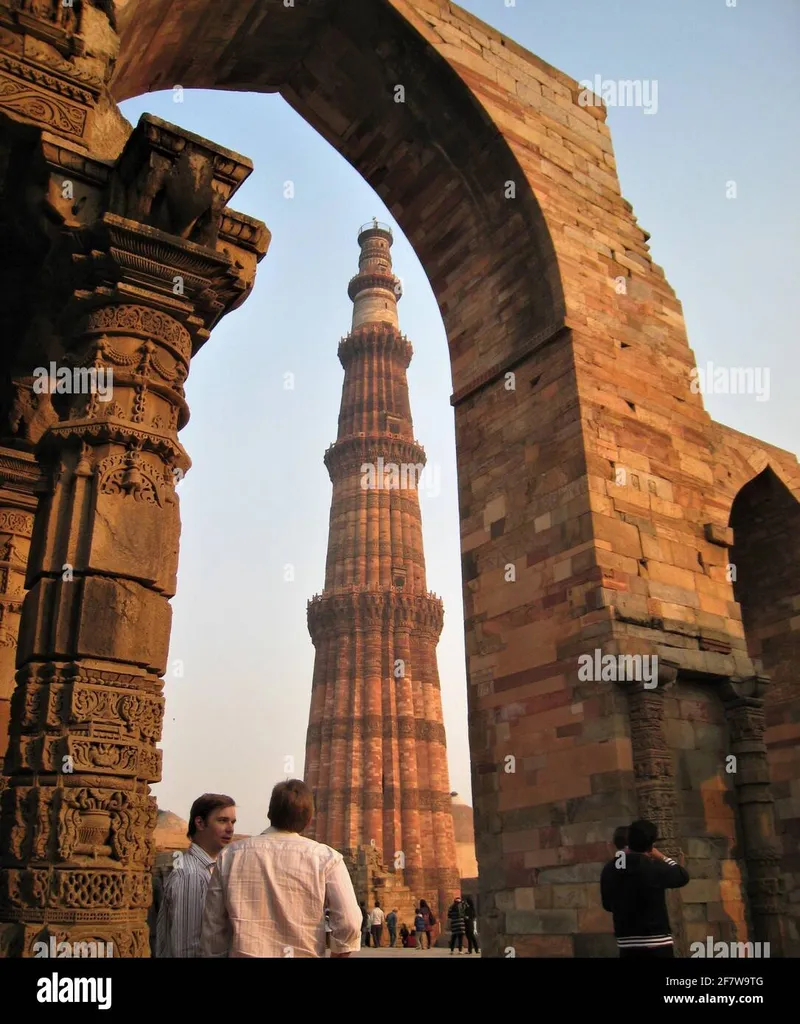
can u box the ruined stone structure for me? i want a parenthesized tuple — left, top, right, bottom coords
(0, 0, 797, 957)
(304, 221, 461, 917)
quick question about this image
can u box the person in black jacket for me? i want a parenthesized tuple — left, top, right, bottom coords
(601, 819, 689, 958)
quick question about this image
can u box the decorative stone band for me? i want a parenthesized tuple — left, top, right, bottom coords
(70, 214, 248, 355)
(307, 589, 444, 639)
(314, 788, 454, 815)
(2, 868, 154, 913)
(347, 270, 400, 302)
(0, 508, 34, 537)
(3, 783, 157, 868)
(7, 733, 161, 782)
(0, 49, 98, 143)
(79, 304, 192, 367)
(323, 434, 427, 478)
(337, 326, 413, 368)
(15, 676, 164, 741)
(0, 450, 39, 491)
(306, 718, 446, 745)
(218, 209, 271, 257)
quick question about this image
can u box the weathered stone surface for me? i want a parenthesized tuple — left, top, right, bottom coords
(0, 0, 794, 958)
(0, 3, 269, 954)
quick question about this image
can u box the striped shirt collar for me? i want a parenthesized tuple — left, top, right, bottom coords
(187, 842, 216, 870)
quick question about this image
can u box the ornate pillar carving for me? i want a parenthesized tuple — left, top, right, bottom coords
(619, 665, 689, 957)
(0, 0, 119, 798)
(719, 676, 787, 954)
(0, 445, 39, 777)
(0, 112, 269, 957)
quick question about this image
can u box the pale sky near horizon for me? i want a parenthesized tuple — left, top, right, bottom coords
(117, 0, 799, 837)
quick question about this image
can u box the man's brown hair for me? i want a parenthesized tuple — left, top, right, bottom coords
(188, 793, 235, 838)
(269, 779, 314, 832)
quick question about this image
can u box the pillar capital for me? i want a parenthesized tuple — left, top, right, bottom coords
(0, 94, 269, 958)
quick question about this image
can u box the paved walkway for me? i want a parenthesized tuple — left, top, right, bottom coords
(340, 945, 479, 958)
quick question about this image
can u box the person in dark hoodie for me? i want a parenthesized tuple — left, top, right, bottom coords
(601, 819, 689, 958)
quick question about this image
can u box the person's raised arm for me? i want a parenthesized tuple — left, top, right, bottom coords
(649, 847, 690, 889)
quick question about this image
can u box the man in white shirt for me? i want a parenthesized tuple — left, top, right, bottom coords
(156, 793, 236, 957)
(200, 779, 362, 958)
(369, 902, 386, 947)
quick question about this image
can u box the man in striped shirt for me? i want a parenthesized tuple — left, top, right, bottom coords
(156, 793, 236, 958)
(601, 819, 690, 958)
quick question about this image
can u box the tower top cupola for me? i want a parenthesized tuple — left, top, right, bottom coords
(348, 217, 402, 330)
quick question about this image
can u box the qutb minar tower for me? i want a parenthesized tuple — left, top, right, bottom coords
(304, 220, 460, 916)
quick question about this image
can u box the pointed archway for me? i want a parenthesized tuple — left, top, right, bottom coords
(729, 466, 800, 955)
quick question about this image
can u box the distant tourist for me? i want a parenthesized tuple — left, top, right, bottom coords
(369, 901, 386, 947)
(400, 922, 411, 947)
(418, 898, 435, 948)
(601, 819, 690, 959)
(447, 896, 466, 954)
(324, 907, 332, 950)
(200, 779, 361, 958)
(414, 908, 426, 949)
(463, 895, 479, 955)
(360, 902, 370, 946)
(386, 907, 398, 947)
(156, 793, 236, 958)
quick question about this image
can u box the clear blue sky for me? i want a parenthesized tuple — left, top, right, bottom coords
(118, 0, 799, 837)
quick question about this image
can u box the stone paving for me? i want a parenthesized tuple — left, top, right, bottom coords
(343, 945, 478, 958)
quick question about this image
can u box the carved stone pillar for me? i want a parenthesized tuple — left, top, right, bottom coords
(0, 445, 38, 777)
(720, 676, 787, 955)
(0, 112, 269, 957)
(620, 666, 689, 957)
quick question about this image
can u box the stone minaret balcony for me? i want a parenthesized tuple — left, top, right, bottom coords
(303, 221, 460, 918)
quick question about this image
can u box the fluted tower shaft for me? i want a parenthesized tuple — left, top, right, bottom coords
(304, 222, 460, 916)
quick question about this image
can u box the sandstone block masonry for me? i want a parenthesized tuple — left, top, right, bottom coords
(0, 0, 795, 956)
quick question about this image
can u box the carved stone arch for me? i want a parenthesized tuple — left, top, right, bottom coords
(727, 464, 800, 954)
(111, 0, 568, 401)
